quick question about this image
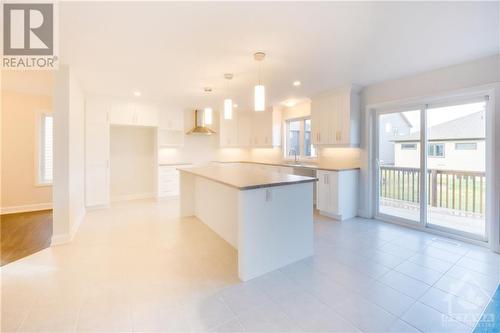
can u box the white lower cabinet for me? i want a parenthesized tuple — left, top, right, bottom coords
(158, 165, 191, 198)
(316, 169, 359, 220)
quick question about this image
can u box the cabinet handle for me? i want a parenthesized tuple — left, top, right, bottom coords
(338, 131, 342, 141)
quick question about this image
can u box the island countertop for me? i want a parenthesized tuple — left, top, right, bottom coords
(177, 165, 317, 190)
(212, 160, 360, 172)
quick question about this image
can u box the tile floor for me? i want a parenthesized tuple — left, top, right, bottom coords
(1, 199, 499, 333)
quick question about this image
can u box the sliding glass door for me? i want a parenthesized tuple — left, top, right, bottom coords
(376, 109, 422, 223)
(425, 100, 487, 238)
(375, 97, 488, 240)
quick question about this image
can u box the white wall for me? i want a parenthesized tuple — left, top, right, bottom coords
(360, 54, 500, 251)
(52, 66, 86, 244)
(110, 126, 156, 201)
(1, 90, 53, 213)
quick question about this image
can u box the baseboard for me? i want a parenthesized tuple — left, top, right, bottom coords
(319, 210, 342, 220)
(51, 209, 86, 246)
(85, 203, 110, 210)
(111, 192, 156, 202)
(0, 202, 52, 215)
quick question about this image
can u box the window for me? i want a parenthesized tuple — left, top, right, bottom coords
(401, 143, 417, 150)
(304, 119, 314, 157)
(285, 117, 316, 159)
(428, 143, 444, 157)
(455, 142, 477, 150)
(38, 113, 53, 184)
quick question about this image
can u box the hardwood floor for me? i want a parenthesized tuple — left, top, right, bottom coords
(0, 210, 52, 266)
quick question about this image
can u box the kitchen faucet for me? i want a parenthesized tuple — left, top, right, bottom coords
(288, 149, 299, 164)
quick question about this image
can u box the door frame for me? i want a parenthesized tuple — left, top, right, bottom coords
(368, 85, 496, 247)
(373, 105, 426, 227)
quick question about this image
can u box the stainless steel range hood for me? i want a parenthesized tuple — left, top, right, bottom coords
(186, 109, 216, 135)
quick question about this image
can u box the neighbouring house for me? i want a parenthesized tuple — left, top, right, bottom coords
(393, 111, 485, 172)
(378, 113, 413, 165)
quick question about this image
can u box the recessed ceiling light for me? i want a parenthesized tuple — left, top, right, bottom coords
(233, 104, 238, 108)
(293, 80, 301, 87)
(133, 91, 141, 97)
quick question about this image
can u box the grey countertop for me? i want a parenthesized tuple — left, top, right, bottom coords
(177, 165, 317, 190)
(213, 160, 360, 172)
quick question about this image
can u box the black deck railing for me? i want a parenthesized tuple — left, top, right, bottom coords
(379, 166, 486, 215)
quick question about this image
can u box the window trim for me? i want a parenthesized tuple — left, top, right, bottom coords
(35, 110, 53, 186)
(283, 116, 317, 160)
(428, 143, 445, 158)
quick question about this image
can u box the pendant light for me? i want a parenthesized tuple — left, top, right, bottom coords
(203, 87, 213, 125)
(254, 52, 266, 112)
(223, 73, 233, 120)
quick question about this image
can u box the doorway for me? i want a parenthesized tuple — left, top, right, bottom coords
(374, 96, 489, 241)
(109, 126, 157, 202)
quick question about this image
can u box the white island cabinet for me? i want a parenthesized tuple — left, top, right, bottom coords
(178, 165, 316, 281)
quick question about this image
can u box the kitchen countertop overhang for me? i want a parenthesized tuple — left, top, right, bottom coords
(213, 160, 360, 172)
(177, 165, 317, 190)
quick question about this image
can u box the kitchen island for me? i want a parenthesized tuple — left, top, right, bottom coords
(178, 164, 316, 281)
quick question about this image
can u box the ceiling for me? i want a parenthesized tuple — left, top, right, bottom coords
(59, 1, 499, 111)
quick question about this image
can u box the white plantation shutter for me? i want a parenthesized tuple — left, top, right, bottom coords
(40, 114, 53, 183)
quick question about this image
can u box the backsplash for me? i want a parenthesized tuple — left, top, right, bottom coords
(249, 146, 361, 169)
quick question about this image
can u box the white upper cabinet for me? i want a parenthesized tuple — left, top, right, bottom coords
(158, 108, 184, 131)
(237, 112, 252, 147)
(135, 103, 159, 127)
(108, 101, 159, 127)
(108, 101, 135, 125)
(311, 85, 360, 147)
(219, 111, 239, 147)
(220, 107, 281, 148)
(158, 108, 184, 147)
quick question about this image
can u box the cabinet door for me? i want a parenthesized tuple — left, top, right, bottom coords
(316, 170, 330, 211)
(260, 111, 273, 146)
(316, 170, 339, 214)
(220, 114, 238, 147)
(85, 99, 109, 206)
(332, 93, 349, 144)
(327, 171, 339, 214)
(237, 113, 252, 147)
(159, 108, 182, 131)
(312, 96, 331, 145)
(136, 104, 158, 127)
(109, 101, 135, 125)
(252, 111, 273, 146)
